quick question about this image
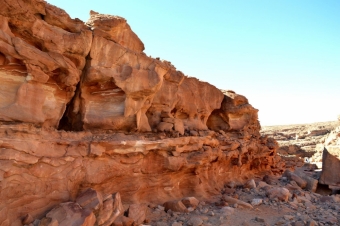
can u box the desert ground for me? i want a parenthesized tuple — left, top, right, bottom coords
(141, 121, 340, 226)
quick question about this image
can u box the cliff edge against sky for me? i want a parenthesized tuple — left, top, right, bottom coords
(0, 1, 284, 225)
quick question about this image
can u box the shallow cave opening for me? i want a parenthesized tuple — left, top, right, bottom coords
(170, 108, 177, 115)
(206, 109, 229, 131)
(170, 108, 189, 120)
(0, 52, 6, 65)
(57, 83, 84, 131)
(34, 13, 45, 20)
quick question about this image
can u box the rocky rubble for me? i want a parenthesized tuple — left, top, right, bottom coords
(0, 1, 287, 225)
(262, 121, 340, 193)
(261, 121, 339, 169)
(145, 166, 340, 226)
(259, 122, 340, 225)
(0, 123, 283, 225)
(24, 166, 340, 226)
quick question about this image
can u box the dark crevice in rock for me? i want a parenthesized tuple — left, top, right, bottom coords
(57, 41, 93, 131)
(34, 13, 45, 20)
(57, 80, 83, 131)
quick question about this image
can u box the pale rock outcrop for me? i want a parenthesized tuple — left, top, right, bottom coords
(319, 126, 340, 190)
(261, 121, 339, 170)
(265, 187, 291, 202)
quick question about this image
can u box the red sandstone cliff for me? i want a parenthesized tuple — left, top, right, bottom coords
(0, 1, 283, 225)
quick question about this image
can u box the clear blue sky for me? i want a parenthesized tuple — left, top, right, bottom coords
(47, 0, 340, 126)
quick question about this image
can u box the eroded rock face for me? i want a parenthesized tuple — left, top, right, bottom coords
(207, 90, 260, 134)
(319, 126, 340, 189)
(62, 11, 224, 133)
(0, 0, 92, 127)
(43, 202, 96, 226)
(0, 124, 282, 224)
(0, 1, 283, 225)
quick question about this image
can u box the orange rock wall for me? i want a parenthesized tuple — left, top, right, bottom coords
(0, 1, 282, 225)
(0, 124, 280, 225)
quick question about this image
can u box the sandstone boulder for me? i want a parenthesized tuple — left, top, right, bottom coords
(181, 197, 200, 209)
(127, 204, 148, 225)
(43, 202, 96, 226)
(187, 216, 203, 226)
(220, 206, 235, 216)
(76, 188, 103, 211)
(319, 128, 340, 189)
(295, 171, 318, 192)
(283, 170, 307, 189)
(244, 179, 256, 189)
(251, 198, 263, 206)
(222, 195, 253, 209)
(163, 200, 188, 213)
(265, 187, 291, 202)
(96, 192, 124, 226)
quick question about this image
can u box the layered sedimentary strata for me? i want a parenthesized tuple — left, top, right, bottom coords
(0, 123, 281, 225)
(0, 1, 283, 225)
(0, 1, 92, 127)
(60, 11, 224, 133)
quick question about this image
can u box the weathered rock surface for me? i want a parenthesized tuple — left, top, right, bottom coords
(181, 197, 199, 209)
(0, 1, 92, 128)
(264, 121, 340, 192)
(0, 1, 285, 225)
(319, 126, 340, 190)
(163, 200, 188, 213)
(41, 202, 96, 226)
(59, 10, 224, 133)
(265, 187, 291, 202)
(34, 189, 124, 226)
(143, 175, 339, 226)
(261, 121, 339, 169)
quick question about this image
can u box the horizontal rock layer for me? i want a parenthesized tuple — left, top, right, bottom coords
(0, 1, 283, 225)
(0, 124, 281, 225)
